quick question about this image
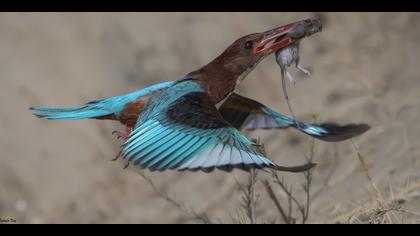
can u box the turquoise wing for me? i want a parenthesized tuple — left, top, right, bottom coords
(219, 93, 370, 142)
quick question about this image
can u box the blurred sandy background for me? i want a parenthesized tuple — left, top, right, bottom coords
(1, 12, 420, 223)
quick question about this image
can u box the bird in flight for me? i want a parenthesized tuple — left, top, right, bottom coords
(30, 19, 370, 173)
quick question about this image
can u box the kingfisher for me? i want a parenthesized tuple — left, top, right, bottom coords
(30, 19, 370, 173)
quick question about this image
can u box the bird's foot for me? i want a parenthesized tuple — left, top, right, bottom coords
(111, 150, 130, 169)
(112, 130, 128, 140)
(111, 149, 123, 161)
(123, 161, 130, 169)
(112, 126, 133, 140)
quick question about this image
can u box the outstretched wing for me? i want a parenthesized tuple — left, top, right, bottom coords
(218, 93, 289, 130)
(118, 81, 314, 172)
(219, 93, 370, 142)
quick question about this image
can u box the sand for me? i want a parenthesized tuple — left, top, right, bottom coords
(1, 12, 419, 223)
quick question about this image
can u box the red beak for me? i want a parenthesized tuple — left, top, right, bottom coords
(254, 18, 322, 54)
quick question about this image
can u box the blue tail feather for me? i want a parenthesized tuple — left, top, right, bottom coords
(30, 105, 111, 120)
(30, 81, 175, 120)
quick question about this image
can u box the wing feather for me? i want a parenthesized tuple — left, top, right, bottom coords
(118, 81, 315, 172)
(117, 81, 308, 172)
(219, 93, 370, 142)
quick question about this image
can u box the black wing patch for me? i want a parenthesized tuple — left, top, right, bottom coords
(166, 92, 230, 129)
(219, 93, 288, 130)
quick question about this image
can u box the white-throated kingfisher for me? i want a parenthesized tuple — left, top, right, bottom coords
(30, 19, 370, 173)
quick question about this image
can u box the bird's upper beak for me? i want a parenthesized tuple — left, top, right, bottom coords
(254, 18, 322, 54)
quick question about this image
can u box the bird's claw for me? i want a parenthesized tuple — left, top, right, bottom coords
(112, 130, 128, 140)
(111, 150, 130, 170)
(112, 126, 133, 141)
(123, 161, 130, 169)
(111, 150, 122, 161)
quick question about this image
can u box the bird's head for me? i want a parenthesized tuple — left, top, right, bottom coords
(212, 18, 322, 79)
(189, 18, 321, 102)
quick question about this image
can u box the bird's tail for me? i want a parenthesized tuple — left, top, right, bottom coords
(30, 102, 111, 120)
(30, 81, 176, 120)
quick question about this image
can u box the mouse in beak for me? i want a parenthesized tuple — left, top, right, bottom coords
(274, 18, 322, 124)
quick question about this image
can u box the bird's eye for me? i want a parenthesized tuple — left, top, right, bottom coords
(244, 41, 253, 49)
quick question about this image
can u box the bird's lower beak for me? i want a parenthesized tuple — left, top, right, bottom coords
(254, 18, 322, 54)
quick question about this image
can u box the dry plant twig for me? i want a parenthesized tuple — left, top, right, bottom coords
(263, 113, 319, 224)
(263, 180, 290, 223)
(134, 169, 211, 224)
(232, 169, 260, 224)
(349, 140, 394, 223)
